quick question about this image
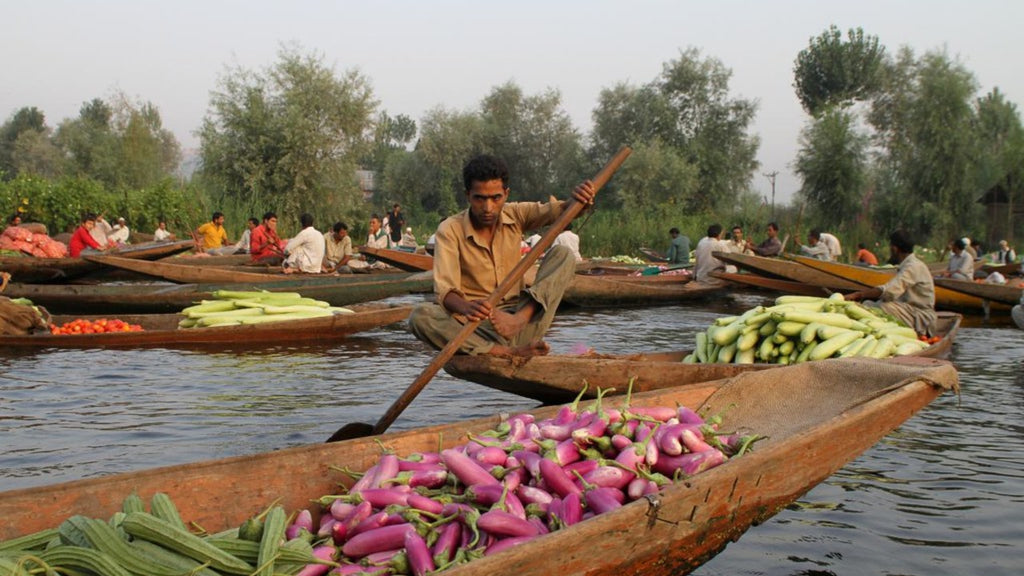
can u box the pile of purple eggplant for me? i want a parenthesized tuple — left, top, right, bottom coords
(290, 389, 762, 575)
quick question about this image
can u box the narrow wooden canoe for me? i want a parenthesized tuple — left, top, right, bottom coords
(3, 272, 433, 314)
(934, 277, 1024, 306)
(0, 240, 196, 283)
(160, 253, 253, 267)
(0, 303, 411, 348)
(711, 270, 835, 297)
(85, 254, 293, 284)
(713, 251, 865, 290)
(0, 357, 958, 576)
(357, 245, 434, 272)
(445, 312, 960, 404)
(981, 261, 1022, 276)
(791, 255, 1012, 313)
(561, 275, 718, 307)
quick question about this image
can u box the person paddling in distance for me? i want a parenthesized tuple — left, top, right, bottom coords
(408, 154, 596, 358)
(845, 229, 937, 337)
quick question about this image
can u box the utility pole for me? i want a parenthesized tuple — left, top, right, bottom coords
(763, 171, 778, 220)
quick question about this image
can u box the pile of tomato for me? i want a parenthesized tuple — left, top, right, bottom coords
(918, 334, 942, 345)
(49, 318, 144, 335)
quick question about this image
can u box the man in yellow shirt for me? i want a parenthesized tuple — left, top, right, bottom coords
(195, 212, 232, 254)
(408, 155, 595, 358)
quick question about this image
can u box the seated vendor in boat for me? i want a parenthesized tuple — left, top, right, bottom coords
(68, 213, 112, 257)
(195, 212, 235, 255)
(845, 229, 937, 336)
(798, 229, 831, 261)
(250, 211, 286, 264)
(408, 154, 595, 358)
(323, 221, 354, 273)
(746, 222, 782, 257)
(935, 238, 974, 281)
(282, 213, 325, 274)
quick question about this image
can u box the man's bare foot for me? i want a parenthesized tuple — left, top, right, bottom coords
(488, 341, 550, 358)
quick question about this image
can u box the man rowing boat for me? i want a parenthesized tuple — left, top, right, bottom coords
(408, 154, 595, 358)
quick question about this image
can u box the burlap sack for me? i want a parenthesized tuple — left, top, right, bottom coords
(0, 296, 49, 335)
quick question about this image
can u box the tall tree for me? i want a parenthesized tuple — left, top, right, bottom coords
(794, 26, 886, 116)
(0, 107, 47, 179)
(974, 88, 1024, 242)
(478, 82, 586, 202)
(794, 109, 869, 229)
(590, 48, 759, 212)
(199, 44, 376, 225)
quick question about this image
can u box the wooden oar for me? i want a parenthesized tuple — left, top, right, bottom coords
(326, 146, 632, 443)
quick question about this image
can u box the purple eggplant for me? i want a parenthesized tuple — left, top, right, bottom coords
(477, 509, 540, 538)
(585, 487, 624, 514)
(653, 449, 726, 477)
(563, 459, 599, 478)
(318, 517, 337, 539)
(330, 500, 356, 522)
(406, 493, 444, 515)
(561, 492, 582, 526)
(294, 544, 337, 576)
(442, 448, 500, 487)
(341, 523, 416, 558)
(430, 522, 461, 566)
(404, 529, 435, 576)
(485, 535, 538, 556)
(582, 465, 635, 490)
(516, 484, 554, 506)
(539, 457, 582, 498)
(628, 406, 678, 421)
(677, 406, 704, 425)
(350, 488, 410, 508)
(349, 511, 390, 539)
(681, 428, 714, 453)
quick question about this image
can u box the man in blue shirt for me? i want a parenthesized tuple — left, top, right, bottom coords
(666, 227, 690, 265)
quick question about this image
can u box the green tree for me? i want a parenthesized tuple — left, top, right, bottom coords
(974, 88, 1024, 243)
(198, 44, 376, 227)
(478, 82, 586, 202)
(794, 26, 886, 116)
(611, 140, 698, 211)
(0, 107, 47, 179)
(794, 109, 869, 229)
(412, 106, 485, 215)
(590, 48, 759, 212)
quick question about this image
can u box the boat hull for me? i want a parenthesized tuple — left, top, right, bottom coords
(713, 251, 865, 290)
(445, 312, 960, 403)
(0, 240, 195, 283)
(0, 303, 412, 348)
(0, 357, 958, 576)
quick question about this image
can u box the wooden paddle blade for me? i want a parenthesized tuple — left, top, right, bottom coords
(325, 422, 375, 443)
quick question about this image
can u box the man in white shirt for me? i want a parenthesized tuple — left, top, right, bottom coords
(724, 225, 752, 255)
(283, 213, 325, 274)
(323, 221, 354, 273)
(819, 232, 842, 261)
(694, 223, 728, 284)
(90, 214, 114, 247)
(109, 217, 131, 244)
(936, 238, 974, 280)
(799, 229, 832, 260)
(153, 220, 174, 241)
(551, 224, 583, 262)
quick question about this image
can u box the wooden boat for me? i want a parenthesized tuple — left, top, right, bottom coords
(85, 255, 293, 284)
(638, 247, 669, 262)
(0, 240, 196, 283)
(981, 261, 1022, 276)
(445, 312, 960, 403)
(713, 251, 864, 290)
(3, 272, 433, 314)
(0, 303, 411, 348)
(357, 245, 434, 272)
(934, 277, 1024, 306)
(791, 255, 1012, 313)
(711, 270, 835, 297)
(160, 253, 253, 267)
(0, 357, 958, 576)
(561, 275, 718, 307)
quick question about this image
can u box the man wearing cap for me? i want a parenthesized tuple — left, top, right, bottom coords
(109, 217, 131, 245)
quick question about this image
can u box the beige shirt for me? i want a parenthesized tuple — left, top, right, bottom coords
(880, 253, 936, 310)
(324, 233, 353, 266)
(434, 199, 565, 304)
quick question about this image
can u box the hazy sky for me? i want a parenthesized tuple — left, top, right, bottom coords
(4, 0, 1022, 203)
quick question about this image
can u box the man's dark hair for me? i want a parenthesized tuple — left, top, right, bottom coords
(669, 227, 680, 235)
(463, 155, 510, 191)
(371, 213, 381, 222)
(300, 213, 314, 228)
(8, 214, 20, 224)
(707, 224, 722, 238)
(767, 222, 779, 232)
(82, 212, 97, 223)
(211, 211, 224, 221)
(732, 225, 742, 232)
(890, 230, 915, 253)
(332, 221, 348, 233)
(857, 242, 867, 250)
(262, 211, 277, 222)
(248, 217, 259, 226)
(809, 228, 821, 241)
(393, 203, 401, 209)
(952, 238, 966, 250)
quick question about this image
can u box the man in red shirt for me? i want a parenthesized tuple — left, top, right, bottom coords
(250, 211, 285, 264)
(856, 243, 879, 266)
(69, 213, 107, 257)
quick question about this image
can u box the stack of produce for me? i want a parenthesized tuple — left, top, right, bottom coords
(178, 290, 354, 329)
(50, 318, 143, 335)
(0, 226, 67, 257)
(0, 391, 761, 575)
(684, 293, 931, 365)
(607, 255, 647, 265)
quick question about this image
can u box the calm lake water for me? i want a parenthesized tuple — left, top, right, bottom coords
(1, 291, 1022, 575)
